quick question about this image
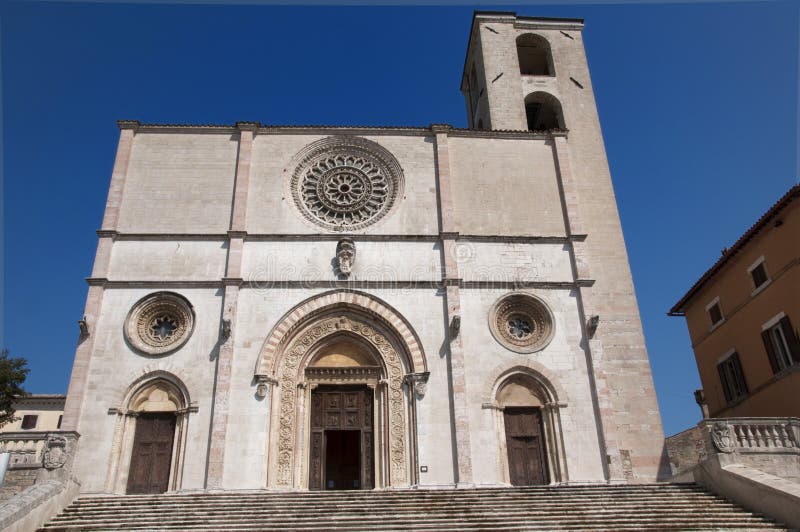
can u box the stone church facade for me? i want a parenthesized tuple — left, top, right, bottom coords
(61, 12, 668, 494)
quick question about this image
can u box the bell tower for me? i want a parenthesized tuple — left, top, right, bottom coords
(460, 12, 582, 131)
(461, 11, 671, 482)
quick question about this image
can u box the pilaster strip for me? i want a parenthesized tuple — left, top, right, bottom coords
(206, 122, 258, 489)
(61, 285, 105, 431)
(101, 122, 138, 231)
(206, 121, 254, 487)
(206, 283, 239, 489)
(431, 124, 473, 485)
(551, 135, 623, 481)
(230, 123, 257, 231)
(90, 231, 117, 279)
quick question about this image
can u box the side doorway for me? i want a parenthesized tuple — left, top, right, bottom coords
(503, 407, 549, 486)
(127, 412, 176, 494)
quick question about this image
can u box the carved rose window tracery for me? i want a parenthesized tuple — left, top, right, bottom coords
(125, 292, 195, 356)
(489, 293, 554, 353)
(289, 137, 404, 231)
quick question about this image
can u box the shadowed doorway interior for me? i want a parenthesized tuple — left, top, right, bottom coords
(325, 430, 360, 490)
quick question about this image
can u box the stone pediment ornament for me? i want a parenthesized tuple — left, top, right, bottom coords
(711, 421, 736, 453)
(336, 239, 356, 277)
(43, 435, 68, 469)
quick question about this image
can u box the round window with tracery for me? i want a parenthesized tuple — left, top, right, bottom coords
(288, 137, 404, 231)
(489, 293, 554, 353)
(125, 292, 195, 356)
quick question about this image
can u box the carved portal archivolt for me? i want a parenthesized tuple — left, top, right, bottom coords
(268, 314, 414, 488)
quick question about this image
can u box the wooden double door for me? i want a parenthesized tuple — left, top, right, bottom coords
(127, 413, 176, 494)
(504, 407, 549, 486)
(309, 386, 374, 490)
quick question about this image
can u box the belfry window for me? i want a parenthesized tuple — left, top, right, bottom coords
(517, 34, 553, 76)
(524, 92, 565, 131)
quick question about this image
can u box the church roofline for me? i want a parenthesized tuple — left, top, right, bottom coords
(460, 11, 585, 89)
(116, 120, 568, 139)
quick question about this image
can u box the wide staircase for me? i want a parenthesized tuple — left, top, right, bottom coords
(39, 483, 786, 531)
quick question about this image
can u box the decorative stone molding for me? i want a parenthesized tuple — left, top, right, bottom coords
(449, 315, 461, 339)
(273, 315, 408, 487)
(306, 366, 381, 383)
(287, 136, 404, 231)
(255, 375, 278, 399)
(404, 372, 431, 399)
(586, 315, 599, 339)
(78, 316, 89, 339)
(255, 290, 427, 378)
(124, 292, 195, 356)
(488, 293, 555, 354)
(711, 422, 736, 453)
(43, 435, 68, 470)
(335, 239, 356, 277)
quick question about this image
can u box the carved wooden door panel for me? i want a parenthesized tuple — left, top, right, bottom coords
(127, 413, 176, 494)
(309, 387, 374, 490)
(504, 408, 548, 486)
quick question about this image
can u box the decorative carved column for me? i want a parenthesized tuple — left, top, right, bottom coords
(431, 124, 473, 486)
(551, 134, 623, 482)
(206, 122, 256, 488)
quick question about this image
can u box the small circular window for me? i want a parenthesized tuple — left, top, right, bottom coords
(489, 293, 554, 353)
(125, 292, 195, 356)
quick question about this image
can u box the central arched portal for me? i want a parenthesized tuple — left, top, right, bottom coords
(307, 338, 380, 490)
(256, 291, 428, 491)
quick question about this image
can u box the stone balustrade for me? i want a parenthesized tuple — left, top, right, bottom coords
(0, 432, 50, 469)
(703, 418, 800, 454)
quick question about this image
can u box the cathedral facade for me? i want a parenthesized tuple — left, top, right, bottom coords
(62, 12, 668, 494)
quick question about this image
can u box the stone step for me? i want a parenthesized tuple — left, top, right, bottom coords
(52, 502, 753, 519)
(39, 484, 785, 531)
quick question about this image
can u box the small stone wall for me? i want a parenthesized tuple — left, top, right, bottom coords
(665, 425, 706, 478)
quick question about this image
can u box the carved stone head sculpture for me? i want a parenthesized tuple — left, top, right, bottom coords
(336, 239, 356, 277)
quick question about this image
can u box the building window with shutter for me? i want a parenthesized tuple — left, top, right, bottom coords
(706, 297, 724, 329)
(747, 256, 770, 295)
(761, 313, 800, 374)
(717, 351, 748, 404)
(20, 414, 38, 430)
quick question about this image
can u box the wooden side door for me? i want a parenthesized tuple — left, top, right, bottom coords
(504, 407, 548, 486)
(127, 413, 176, 494)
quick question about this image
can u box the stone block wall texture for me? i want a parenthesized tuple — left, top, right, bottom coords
(62, 12, 667, 494)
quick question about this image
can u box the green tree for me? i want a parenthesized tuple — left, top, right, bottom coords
(0, 348, 29, 427)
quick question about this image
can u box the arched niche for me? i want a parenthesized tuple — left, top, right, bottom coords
(516, 33, 554, 76)
(486, 367, 568, 485)
(105, 373, 192, 494)
(524, 91, 565, 131)
(262, 309, 428, 491)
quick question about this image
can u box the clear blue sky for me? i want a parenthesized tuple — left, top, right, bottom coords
(1, 2, 798, 436)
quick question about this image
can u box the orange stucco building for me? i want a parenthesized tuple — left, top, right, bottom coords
(670, 184, 800, 418)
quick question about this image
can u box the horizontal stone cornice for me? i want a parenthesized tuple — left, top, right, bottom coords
(87, 279, 587, 290)
(118, 122, 569, 140)
(104, 232, 575, 244)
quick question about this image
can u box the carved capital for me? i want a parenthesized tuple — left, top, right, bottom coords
(430, 123, 452, 134)
(117, 120, 140, 132)
(255, 375, 278, 399)
(404, 372, 430, 399)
